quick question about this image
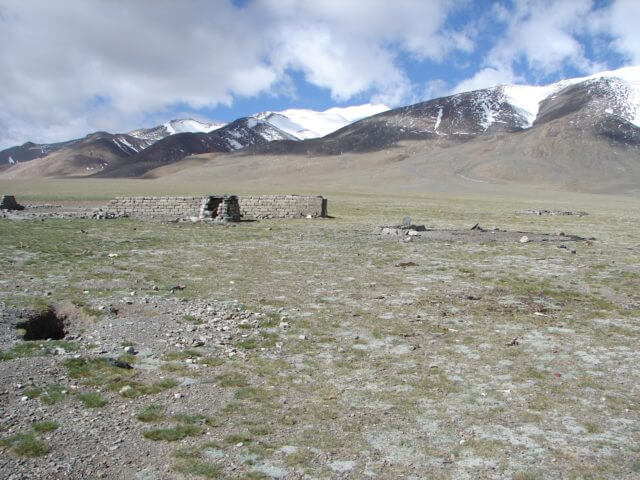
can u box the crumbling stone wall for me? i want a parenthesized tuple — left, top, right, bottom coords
(104, 195, 327, 219)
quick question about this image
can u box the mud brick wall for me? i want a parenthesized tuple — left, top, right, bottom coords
(238, 195, 326, 218)
(105, 196, 202, 218)
(105, 195, 327, 219)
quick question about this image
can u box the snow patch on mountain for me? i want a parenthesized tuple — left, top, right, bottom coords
(255, 104, 389, 139)
(163, 119, 225, 135)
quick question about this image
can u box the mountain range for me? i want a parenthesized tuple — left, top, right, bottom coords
(0, 104, 389, 177)
(1, 66, 639, 193)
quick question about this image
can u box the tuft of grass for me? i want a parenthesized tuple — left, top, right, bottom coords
(234, 387, 273, 403)
(136, 404, 166, 423)
(216, 372, 248, 388)
(245, 472, 268, 479)
(143, 424, 204, 442)
(0, 432, 49, 457)
(182, 314, 204, 325)
(111, 378, 178, 398)
(24, 387, 42, 399)
(163, 349, 202, 361)
(117, 353, 138, 364)
(585, 422, 602, 434)
(224, 433, 253, 445)
(0, 340, 78, 362)
(31, 421, 59, 433)
(173, 458, 220, 478)
(161, 362, 189, 374)
(76, 391, 107, 408)
(40, 385, 67, 405)
(199, 356, 224, 367)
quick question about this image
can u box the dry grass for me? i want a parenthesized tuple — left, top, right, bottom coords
(1, 184, 640, 478)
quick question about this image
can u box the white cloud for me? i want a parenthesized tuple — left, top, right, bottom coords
(0, 0, 469, 148)
(452, 67, 519, 94)
(606, 0, 640, 64)
(452, 0, 605, 93)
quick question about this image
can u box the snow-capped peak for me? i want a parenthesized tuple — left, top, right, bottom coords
(501, 65, 640, 128)
(253, 103, 390, 140)
(163, 118, 225, 135)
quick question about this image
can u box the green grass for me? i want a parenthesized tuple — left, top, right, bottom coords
(142, 424, 205, 442)
(0, 432, 49, 457)
(76, 391, 107, 408)
(173, 450, 221, 479)
(216, 372, 248, 387)
(224, 433, 253, 445)
(136, 404, 166, 423)
(163, 349, 203, 361)
(64, 356, 177, 397)
(182, 314, 204, 325)
(31, 421, 59, 433)
(3, 189, 640, 478)
(0, 340, 78, 361)
(199, 356, 224, 367)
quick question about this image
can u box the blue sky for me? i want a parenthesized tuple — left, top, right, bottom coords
(0, 0, 638, 148)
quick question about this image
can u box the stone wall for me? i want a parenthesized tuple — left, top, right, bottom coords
(105, 196, 202, 219)
(104, 195, 327, 219)
(239, 195, 326, 219)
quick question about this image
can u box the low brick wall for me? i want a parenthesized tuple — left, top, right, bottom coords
(105, 196, 201, 218)
(104, 195, 327, 219)
(239, 195, 326, 219)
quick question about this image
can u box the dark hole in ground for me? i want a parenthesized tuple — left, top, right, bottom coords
(16, 307, 66, 340)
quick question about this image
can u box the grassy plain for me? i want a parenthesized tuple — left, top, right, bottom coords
(1, 178, 639, 478)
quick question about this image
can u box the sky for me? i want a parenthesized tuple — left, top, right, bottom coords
(0, 0, 638, 149)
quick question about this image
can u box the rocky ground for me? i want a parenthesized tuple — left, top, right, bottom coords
(1, 193, 639, 479)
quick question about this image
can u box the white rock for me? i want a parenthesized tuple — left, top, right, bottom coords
(119, 385, 133, 395)
(519, 235, 530, 243)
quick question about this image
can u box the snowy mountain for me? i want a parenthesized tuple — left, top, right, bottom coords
(3, 66, 640, 187)
(254, 104, 390, 140)
(250, 65, 640, 156)
(128, 119, 226, 143)
(127, 104, 389, 146)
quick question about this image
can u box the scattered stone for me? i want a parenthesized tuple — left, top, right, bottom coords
(520, 209, 588, 216)
(519, 235, 530, 243)
(119, 385, 133, 395)
(123, 346, 136, 354)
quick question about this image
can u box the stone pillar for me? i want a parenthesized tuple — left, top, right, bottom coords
(215, 195, 241, 223)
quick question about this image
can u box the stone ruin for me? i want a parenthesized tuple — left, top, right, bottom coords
(0, 195, 24, 211)
(379, 217, 587, 243)
(199, 195, 241, 222)
(103, 194, 327, 220)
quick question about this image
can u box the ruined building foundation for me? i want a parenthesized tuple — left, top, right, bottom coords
(104, 195, 327, 220)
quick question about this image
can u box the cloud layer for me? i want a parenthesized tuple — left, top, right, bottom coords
(0, 0, 636, 148)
